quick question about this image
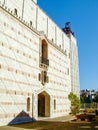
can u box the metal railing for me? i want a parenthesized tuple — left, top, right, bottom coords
(81, 103, 98, 109)
(40, 57, 49, 66)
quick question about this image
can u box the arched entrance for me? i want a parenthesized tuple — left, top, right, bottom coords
(38, 91, 50, 117)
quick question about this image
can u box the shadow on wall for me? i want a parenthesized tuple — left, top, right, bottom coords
(8, 110, 36, 125)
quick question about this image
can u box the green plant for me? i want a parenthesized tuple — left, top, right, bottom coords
(68, 92, 81, 115)
(91, 102, 97, 109)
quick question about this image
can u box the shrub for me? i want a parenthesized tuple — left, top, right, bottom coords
(68, 92, 81, 115)
(95, 110, 98, 115)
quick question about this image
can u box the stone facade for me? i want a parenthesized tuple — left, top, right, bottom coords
(70, 35, 80, 97)
(0, 0, 79, 126)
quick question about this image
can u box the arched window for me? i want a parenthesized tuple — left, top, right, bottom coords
(27, 97, 30, 111)
(30, 21, 32, 27)
(54, 99, 56, 110)
(41, 39, 49, 66)
(14, 8, 18, 16)
(42, 40, 48, 59)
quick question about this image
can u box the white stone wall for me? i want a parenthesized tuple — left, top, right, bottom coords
(0, 0, 72, 51)
(56, 27, 63, 48)
(23, 0, 37, 29)
(47, 18, 56, 43)
(0, 0, 79, 126)
(63, 34, 70, 52)
(70, 35, 80, 96)
(37, 7, 47, 35)
(4, 0, 23, 18)
(0, 7, 71, 125)
(48, 42, 71, 117)
(0, 8, 40, 125)
(0, 0, 4, 4)
(32, 0, 37, 3)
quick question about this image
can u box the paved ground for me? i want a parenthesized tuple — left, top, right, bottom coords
(0, 115, 98, 130)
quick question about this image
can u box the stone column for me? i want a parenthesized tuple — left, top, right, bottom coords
(32, 93, 38, 119)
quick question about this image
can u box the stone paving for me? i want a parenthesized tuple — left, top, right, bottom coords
(0, 115, 98, 130)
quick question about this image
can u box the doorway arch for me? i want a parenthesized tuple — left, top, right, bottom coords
(38, 91, 50, 117)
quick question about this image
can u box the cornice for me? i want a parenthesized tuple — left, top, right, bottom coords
(0, 4, 67, 56)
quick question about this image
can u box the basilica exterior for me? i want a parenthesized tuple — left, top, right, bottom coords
(0, 0, 80, 126)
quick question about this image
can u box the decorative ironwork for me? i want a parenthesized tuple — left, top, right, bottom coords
(40, 57, 49, 66)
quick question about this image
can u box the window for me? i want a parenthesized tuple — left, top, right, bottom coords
(14, 8, 17, 16)
(67, 68, 69, 75)
(27, 97, 30, 111)
(52, 38, 54, 42)
(42, 40, 48, 59)
(46, 76, 49, 83)
(54, 99, 56, 110)
(38, 73, 41, 81)
(69, 53, 70, 58)
(44, 71, 47, 82)
(30, 21, 32, 27)
(41, 40, 49, 66)
(40, 71, 49, 85)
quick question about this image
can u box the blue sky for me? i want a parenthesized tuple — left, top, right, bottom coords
(38, 0, 98, 90)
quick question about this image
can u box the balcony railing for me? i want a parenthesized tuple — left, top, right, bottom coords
(40, 57, 49, 66)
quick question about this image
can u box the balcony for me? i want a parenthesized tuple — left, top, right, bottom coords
(40, 57, 49, 66)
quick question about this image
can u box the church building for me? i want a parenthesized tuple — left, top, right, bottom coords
(0, 0, 80, 126)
